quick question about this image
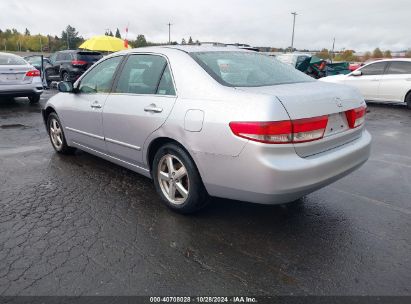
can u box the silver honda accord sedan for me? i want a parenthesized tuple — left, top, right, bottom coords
(42, 46, 371, 213)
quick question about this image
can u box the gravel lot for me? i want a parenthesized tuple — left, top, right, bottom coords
(0, 90, 410, 296)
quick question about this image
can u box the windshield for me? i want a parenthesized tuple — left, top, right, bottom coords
(0, 54, 27, 65)
(191, 51, 313, 87)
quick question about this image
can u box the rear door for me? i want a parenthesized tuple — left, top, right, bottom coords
(46, 52, 60, 81)
(102, 54, 177, 166)
(378, 61, 411, 102)
(62, 56, 123, 152)
(344, 61, 388, 100)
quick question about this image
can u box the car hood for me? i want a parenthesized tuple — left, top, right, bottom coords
(319, 74, 347, 83)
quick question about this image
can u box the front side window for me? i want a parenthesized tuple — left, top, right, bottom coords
(78, 56, 122, 93)
(115, 54, 174, 95)
(386, 61, 411, 75)
(190, 51, 313, 87)
(359, 62, 387, 76)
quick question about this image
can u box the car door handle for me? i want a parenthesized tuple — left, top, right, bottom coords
(90, 101, 102, 109)
(144, 104, 163, 113)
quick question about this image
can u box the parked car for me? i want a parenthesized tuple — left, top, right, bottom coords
(320, 59, 411, 109)
(42, 46, 371, 213)
(0, 52, 43, 103)
(46, 50, 103, 83)
(276, 53, 311, 68)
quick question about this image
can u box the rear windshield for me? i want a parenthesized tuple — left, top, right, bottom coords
(76, 52, 103, 62)
(191, 51, 313, 87)
(0, 54, 27, 65)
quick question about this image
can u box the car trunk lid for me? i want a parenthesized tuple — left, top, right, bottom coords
(0, 64, 32, 85)
(237, 81, 365, 157)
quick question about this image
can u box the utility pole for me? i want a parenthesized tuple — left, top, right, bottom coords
(66, 31, 69, 50)
(331, 37, 335, 63)
(290, 12, 298, 52)
(39, 36, 43, 52)
(167, 22, 172, 44)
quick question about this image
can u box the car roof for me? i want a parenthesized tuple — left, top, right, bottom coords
(367, 58, 411, 63)
(115, 45, 252, 56)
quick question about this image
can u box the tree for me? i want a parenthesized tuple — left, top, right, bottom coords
(115, 28, 121, 39)
(188, 36, 193, 44)
(315, 48, 330, 60)
(134, 34, 147, 47)
(181, 38, 186, 45)
(372, 48, 383, 58)
(406, 50, 411, 58)
(195, 40, 200, 45)
(62, 25, 83, 49)
(383, 50, 392, 58)
(363, 51, 372, 61)
(24, 28, 30, 36)
(105, 30, 113, 36)
(334, 50, 357, 62)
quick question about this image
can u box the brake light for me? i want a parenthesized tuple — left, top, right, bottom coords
(25, 70, 40, 77)
(71, 60, 87, 66)
(345, 105, 366, 128)
(229, 115, 328, 144)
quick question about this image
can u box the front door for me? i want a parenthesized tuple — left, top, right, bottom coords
(102, 54, 177, 166)
(62, 56, 123, 152)
(344, 61, 387, 101)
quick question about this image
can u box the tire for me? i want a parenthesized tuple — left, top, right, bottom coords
(62, 72, 70, 82)
(47, 112, 75, 154)
(28, 94, 40, 104)
(152, 143, 209, 214)
(406, 91, 411, 110)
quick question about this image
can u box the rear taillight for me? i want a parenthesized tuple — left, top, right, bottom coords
(345, 105, 366, 129)
(25, 70, 40, 77)
(71, 60, 87, 66)
(229, 115, 328, 144)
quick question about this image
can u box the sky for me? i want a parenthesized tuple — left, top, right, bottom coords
(1, 0, 410, 52)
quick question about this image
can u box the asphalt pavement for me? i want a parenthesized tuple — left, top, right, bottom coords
(0, 91, 410, 296)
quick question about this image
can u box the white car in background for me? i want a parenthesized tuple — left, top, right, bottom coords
(320, 59, 411, 109)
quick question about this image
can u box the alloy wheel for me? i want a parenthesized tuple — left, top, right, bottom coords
(49, 118, 63, 150)
(157, 154, 189, 205)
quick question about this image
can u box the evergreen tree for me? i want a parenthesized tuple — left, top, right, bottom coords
(24, 28, 30, 36)
(115, 28, 121, 39)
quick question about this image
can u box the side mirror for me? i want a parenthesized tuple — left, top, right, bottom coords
(58, 81, 74, 93)
(351, 70, 362, 76)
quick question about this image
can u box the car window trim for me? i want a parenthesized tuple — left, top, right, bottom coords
(76, 55, 125, 94)
(111, 52, 177, 97)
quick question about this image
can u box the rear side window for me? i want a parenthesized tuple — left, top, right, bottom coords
(0, 54, 26, 65)
(115, 54, 174, 95)
(359, 62, 387, 75)
(386, 61, 411, 74)
(191, 51, 313, 87)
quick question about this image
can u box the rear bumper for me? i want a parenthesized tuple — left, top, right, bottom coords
(0, 83, 43, 97)
(198, 129, 372, 204)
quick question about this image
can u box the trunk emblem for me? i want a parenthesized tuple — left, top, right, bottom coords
(335, 97, 343, 107)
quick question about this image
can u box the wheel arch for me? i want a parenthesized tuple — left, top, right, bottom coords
(146, 137, 201, 178)
(42, 106, 57, 127)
